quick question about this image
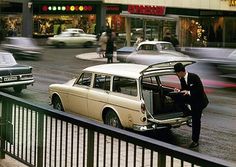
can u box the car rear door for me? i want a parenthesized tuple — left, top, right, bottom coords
(87, 74, 110, 121)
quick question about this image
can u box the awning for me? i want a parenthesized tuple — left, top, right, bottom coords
(120, 11, 177, 21)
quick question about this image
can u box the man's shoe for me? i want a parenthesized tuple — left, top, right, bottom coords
(189, 141, 199, 148)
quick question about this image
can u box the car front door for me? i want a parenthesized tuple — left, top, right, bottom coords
(68, 72, 92, 116)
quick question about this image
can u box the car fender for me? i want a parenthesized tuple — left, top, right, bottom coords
(102, 104, 134, 128)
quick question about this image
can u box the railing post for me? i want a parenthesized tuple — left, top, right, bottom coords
(0, 97, 6, 159)
(87, 129, 94, 167)
(158, 152, 166, 167)
(37, 111, 44, 167)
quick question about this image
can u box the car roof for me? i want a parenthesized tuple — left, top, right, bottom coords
(83, 63, 148, 79)
(139, 41, 172, 45)
(83, 61, 195, 79)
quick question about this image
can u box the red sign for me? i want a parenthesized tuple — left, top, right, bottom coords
(128, 5, 166, 16)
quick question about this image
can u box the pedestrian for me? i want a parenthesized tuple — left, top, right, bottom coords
(174, 62, 209, 148)
(105, 28, 115, 63)
(98, 32, 107, 58)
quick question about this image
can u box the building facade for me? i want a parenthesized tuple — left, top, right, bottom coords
(1, 0, 236, 47)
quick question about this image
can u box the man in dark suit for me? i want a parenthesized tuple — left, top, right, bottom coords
(174, 62, 209, 148)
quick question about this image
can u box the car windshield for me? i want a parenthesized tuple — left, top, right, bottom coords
(158, 43, 175, 51)
(0, 52, 17, 66)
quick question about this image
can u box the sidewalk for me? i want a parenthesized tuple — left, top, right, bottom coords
(0, 156, 27, 167)
(75, 52, 118, 63)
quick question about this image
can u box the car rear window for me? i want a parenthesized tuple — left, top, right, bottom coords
(113, 76, 137, 96)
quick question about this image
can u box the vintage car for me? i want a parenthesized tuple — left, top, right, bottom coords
(49, 61, 194, 131)
(47, 31, 97, 48)
(1, 37, 43, 60)
(0, 51, 34, 93)
(117, 41, 190, 65)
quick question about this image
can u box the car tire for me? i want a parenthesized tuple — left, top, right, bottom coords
(13, 86, 23, 94)
(104, 110, 122, 128)
(83, 41, 93, 48)
(56, 42, 65, 48)
(52, 95, 64, 111)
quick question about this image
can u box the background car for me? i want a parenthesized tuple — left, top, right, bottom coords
(1, 37, 43, 60)
(47, 31, 97, 48)
(49, 61, 194, 131)
(64, 28, 85, 34)
(0, 50, 34, 93)
(201, 49, 236, 80)
(117, 41, 191, 65)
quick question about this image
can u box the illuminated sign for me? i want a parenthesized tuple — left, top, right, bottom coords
(128, 5, 166, 16)
(229, 0, 236, 6)
(41, 5, 93, 12)
(221, 0, 236, 6)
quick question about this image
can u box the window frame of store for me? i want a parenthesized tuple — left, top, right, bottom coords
(120, 5, 177, 47)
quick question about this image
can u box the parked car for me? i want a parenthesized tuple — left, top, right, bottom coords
(1, 37, 43, 60)
(47, 31, 97, 48)
(117, 41, 190, 65)
(0, 51, 34, 93)
(49, 61, 194, 131)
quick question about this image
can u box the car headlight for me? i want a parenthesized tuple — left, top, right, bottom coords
(19, 74, 34, 80)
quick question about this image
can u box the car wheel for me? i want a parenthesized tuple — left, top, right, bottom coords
(53, 95, 64, 111)
(83, 41, 93, 48)
(56, 42, 65, 48)
(104, 110, 122, 128)
(13, 86, 23, 94)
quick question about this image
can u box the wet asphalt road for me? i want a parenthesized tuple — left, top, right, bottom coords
(1, 46, 236, 164)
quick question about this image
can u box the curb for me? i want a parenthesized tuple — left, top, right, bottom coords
(75, 52, 118, 62)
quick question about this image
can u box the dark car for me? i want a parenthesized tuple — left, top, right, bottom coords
(1, 37, 43, 60)
(0, 51, 34, 93)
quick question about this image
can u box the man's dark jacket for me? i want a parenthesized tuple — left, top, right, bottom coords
(180, 72, 209, 110)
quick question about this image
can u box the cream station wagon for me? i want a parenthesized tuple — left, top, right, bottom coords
(49, 61, 194, 131)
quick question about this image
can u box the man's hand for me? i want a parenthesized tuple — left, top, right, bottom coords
(174, 88, 180, 92)
(181, 90, 190, 96)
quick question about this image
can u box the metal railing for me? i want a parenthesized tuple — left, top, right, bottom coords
(0, 92, 235, 167)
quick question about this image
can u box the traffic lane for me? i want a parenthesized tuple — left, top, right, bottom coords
(4, 47, 236, 163)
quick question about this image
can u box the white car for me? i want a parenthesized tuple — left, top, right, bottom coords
(117, 41, 190, 65)
(47, 31, 97, 48)
(49, 61, 194, 131)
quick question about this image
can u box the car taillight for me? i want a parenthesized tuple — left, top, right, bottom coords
(141, 103, 146, 114)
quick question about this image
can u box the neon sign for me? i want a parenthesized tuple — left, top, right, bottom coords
(128, 5, 166, 16)
(41, 5, 93, 12)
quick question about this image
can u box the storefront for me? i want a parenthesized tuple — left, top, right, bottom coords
(0, 2, 22, 37)
(120, 4, 236, 47)
(32, 1, 125, 37)
(120, 5, 178, 46)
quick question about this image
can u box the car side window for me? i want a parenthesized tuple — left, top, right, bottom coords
(93, 74, 111, 91)
(76, 72, 92, 86)
(113, 76, 137, 96)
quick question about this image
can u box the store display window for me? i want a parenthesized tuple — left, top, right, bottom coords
(33, 14, 96, 37)
(0, 15, 22, 37)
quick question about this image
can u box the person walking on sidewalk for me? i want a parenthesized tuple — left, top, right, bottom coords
(105, 28, 115, 63)
(174, 62, 209, 148)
